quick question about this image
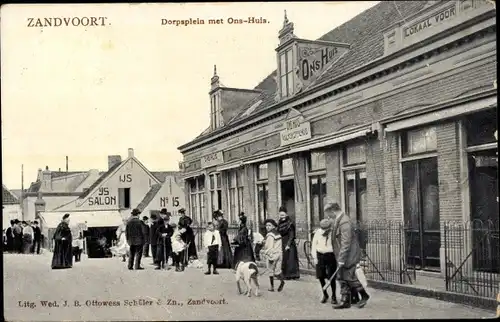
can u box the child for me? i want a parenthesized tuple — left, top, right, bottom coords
(203, 222, 221, 275)
(171, 224, 187, 272)
(311, 219, 337, 304)
(260, 219, 285, 292)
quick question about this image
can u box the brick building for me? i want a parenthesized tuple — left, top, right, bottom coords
(178, 0, 497, 276)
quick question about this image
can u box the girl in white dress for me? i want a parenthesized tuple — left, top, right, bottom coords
(110, 219, 130, 262)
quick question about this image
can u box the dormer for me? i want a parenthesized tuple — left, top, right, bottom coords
(275, 11, 297, 101)
(208, 65, 261, 132)
(209, 65, 224, 131)
(275, 11, 351, 101)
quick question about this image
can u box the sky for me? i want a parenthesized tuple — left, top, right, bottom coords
(1, 1, 379, 190)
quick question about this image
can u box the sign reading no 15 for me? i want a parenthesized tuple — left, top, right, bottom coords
(160, 197, 180, 208)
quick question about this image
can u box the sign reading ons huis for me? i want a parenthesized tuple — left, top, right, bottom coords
(201, 151, 224, 169)
(280, 117, 311, 146)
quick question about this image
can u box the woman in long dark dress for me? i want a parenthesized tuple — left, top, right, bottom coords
(277, 206, 300, 280)
(178, 208, 197, 265)
(214, 210, 233, 269)
(232, 212, 255, 268)
(51, 213, 73, 269)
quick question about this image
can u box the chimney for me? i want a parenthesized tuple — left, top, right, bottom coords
(37, 168, 43, 181)
(66, 156, 69, 172)
(211, 64, 220, 91)
(128, 148, 134, 158)
(108, 155, 122, 170)
(41, 166, 51, 191)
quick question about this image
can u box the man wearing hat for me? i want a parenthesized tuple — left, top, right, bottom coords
(141, 216, 151, 258)
(150, 213, 161, 265)
(324, 202, 369, 309)
(32, 221, 42, 255)
(311, 218, 337, 304)
(125, 208, 146, 270)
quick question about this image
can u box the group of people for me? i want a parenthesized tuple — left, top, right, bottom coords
(309, 202, 370, 309)
(4, 219, 42, 255)
(111, 207, 198, 271)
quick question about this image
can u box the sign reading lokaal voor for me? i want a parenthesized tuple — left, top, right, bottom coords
(280, 117, 311, 146)
(201, 151, 224, 169)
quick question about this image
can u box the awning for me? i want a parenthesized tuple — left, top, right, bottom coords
(288, 129, 369, 154)
(243, 149, 291, 165)
(385, 96, 497, 132)
(39, 210, 124, 229)
(216, 161, 244, 172)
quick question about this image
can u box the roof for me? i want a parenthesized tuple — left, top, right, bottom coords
(136, 184, 162, 212)
(39, 210, 124, 229)
(51, 171, 87, 179)
(189, 1, 428, 141)
(28, 181, 41, 193)
(78, 161, 122, 199)
(2, 185, 20, 205)
(151, 171, 181, 183)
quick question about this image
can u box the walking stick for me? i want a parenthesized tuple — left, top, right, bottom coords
(322, 266, 341, 291)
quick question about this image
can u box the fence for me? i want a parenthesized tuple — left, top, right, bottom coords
(192, 225, 239, 253)
(444, 220, 499, 307)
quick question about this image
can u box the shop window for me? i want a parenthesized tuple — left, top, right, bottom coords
(279, 49, 294, 99)
(344, 170, 366, 223)
(342, 142, 367, 223)
(257, 183, 269, 236)
(189, 176, 205, 225)
(402, 157, 440, 271)
(118, 188, 131, 209)
(280, 158, 294, 177)
(308, 151, 326, 172)
(257, 163, 268, 180)
(209, 173, 222, 216)
(309, 175, 327, 231)
(401, 126, 437, 157)
(228, 170, 244, 224)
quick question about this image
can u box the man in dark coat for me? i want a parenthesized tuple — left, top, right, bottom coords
(325, 202, 370, 309)
(6, 220, 15, 253)
(150, 214, 160, 265)
(13, 219, 23, 253)
(141, 216, 150, 258)
(32, 221, 42, 255)
(125, 208, 145, 270)
(154, 214, 174, 270)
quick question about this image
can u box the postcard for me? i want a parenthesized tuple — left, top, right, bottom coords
(1, 1, 498, 321)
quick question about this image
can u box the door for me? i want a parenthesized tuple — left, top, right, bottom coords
(402, 157, 441, 271)
(468, 150, 499, 273)
(281, 179, 295, 221)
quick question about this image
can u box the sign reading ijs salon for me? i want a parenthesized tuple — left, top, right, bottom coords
(295, 40, 350, 91)
(201, 151, 224, 169)
(280, 110, 311, 146)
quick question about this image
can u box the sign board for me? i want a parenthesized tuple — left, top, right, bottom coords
(280, 116, 311, 146)
(403, 4, 457, 38)
(296, 42, 349, 90)
(201, 151, 224, 169)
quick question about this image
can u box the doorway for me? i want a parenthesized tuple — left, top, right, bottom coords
(468, 149, 499, 273)
(280, 179, 295, 221)
(402, 157, 441, 271)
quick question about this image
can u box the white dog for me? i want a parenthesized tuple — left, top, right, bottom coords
(235, 261, 260, 297)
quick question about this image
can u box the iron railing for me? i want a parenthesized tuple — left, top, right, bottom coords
(444, 220, 499, 307)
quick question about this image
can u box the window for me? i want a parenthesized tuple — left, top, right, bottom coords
(228, 169, 244, 224)
(211, 92, 223, 130)
(257, 163, 268, 180)
(308, 151, 327, 231)
(280, 158, 294, 177)
(401, 126, 437, 157)
(118, 188, 131, 209)
(256, 162, 269, 235)
(188, 176, 206, 225)
(342, 143, 367, 223)
(279, 49, 294, 98)
(465, 109, 497, 147)
(309, 152, 326, 172)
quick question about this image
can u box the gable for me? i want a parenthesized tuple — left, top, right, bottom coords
(77, 157, 160, 208)
(139, 175, 186, 216)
